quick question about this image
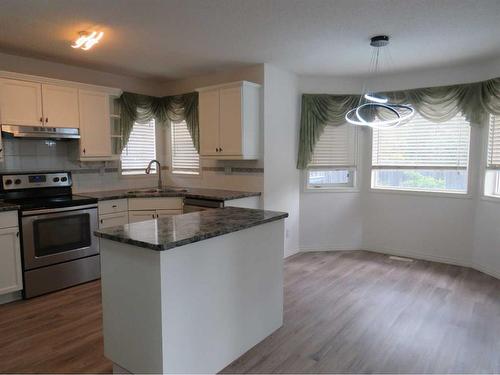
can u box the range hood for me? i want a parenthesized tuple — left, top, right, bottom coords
(2, 125, 80, 140)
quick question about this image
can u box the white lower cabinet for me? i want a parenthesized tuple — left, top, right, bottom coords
(98, 199, 129, 229)
(98, 198, 184, 227)
(99, 212, 129, 229)
(128, 197, 183, 224)
(0, 212, 22, 296)
(129, 209, 183, 223)
(128, 210, 157, 223)
(156, 209, 182, 218)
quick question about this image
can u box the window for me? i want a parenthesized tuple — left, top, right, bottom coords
(484, 114, 500, 197)
(121, 119, 156, 175)
(371, 113, 470, 193)
(306, 124, 357, 190)
(171, 120, 200, 175)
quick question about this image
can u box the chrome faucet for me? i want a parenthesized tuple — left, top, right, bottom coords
(145, 159, 162, 190)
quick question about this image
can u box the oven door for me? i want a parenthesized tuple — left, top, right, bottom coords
(21, 204, 99, 270)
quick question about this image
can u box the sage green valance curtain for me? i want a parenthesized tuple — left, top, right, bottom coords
(117, 91, 199, 152)
(297, 77, 500, 169)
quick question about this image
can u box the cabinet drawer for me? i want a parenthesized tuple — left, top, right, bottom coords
(99, 212, 129, 229)
(98, 199, 128, 215)
(0, 211, 18, 229)
(128, 198, 183, 211)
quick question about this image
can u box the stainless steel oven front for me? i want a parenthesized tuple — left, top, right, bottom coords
(21, 204, 99, 270)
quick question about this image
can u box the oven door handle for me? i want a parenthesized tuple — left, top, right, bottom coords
(22, 204, 98, 216)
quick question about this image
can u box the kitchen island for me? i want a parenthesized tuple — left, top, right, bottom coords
(94, 207, 288, 374)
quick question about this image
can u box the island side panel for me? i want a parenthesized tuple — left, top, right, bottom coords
(160, 219, 285, 374)
(100, 239, 164, 374)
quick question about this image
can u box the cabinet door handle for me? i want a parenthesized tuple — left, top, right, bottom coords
(220, 147, 223, 152)
(83, 148, 86, 154)
(100, 219, 103, 224)
(215, 147, 219, 152)
(16, 232, 19, 238)
(152, 214, 155, 219)
(112, 205, 117, 208)
(39, 117, 43, 124)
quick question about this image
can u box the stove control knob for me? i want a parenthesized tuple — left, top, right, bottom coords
(53, 177, 60, 182)
(14, 179, 21, 185)
(61, 177, 68, 182)
(5, 179, 12, 186)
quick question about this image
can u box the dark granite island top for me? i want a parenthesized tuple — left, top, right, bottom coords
(82, 186, 261, 202)
(94, 207, 288, 251)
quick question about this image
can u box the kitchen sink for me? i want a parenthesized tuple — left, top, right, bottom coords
(126, 188, 188, 194)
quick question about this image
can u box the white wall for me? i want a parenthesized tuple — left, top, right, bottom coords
(0, 51, 163, 96)
(360, 123, 483, 267)
(162, 64, 264, 95)
(298, 57, 500, 279)
(298, 75, 365, 252)
(472, 201, 500, 279)
(263, 64, 301, 257)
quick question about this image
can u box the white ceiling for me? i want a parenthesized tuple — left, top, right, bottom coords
(1, 0, 500, 81)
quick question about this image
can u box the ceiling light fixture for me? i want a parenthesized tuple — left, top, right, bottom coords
(71, 31, 104, 50)
(345, 35, 414, 129)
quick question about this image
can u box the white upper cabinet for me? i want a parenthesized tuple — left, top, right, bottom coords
(219, 86, 243, 156)
(41, 84, 79, 128)
(197, 81, 260, 160)
(199, 89, 220, 156)
(79, 90, 111, 158)
(0, 79, 43, 126)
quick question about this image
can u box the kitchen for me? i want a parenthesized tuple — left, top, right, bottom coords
(0, 52, 289, 373)
(2, 1, 500, 374)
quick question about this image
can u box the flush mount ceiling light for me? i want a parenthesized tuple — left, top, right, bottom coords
(71, 31, 104, 50)
(345, 35, 414, 129)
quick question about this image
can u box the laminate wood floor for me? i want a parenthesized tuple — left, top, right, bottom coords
(1, 251, 500, 374)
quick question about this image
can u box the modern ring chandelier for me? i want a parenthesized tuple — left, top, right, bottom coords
(345, 35, 414, 129)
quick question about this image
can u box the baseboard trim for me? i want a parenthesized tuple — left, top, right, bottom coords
(297, 247, 500, 281)
(363, 247, 470, 268)
(0, 290, 22, 305)
(300, 245, 361, 252)
(284, 249, 300, 258)
(471, 261, 500, 280)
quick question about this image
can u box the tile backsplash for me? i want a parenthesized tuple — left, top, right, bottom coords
(0, 138, 264, 194)
(0, 138, 156, 193)
(2, 138, 78, 171)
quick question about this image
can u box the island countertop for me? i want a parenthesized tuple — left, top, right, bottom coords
(82, 186, 261, 202)
(94, 207, 288, 251)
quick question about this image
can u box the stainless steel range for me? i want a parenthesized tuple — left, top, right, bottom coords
(0, 171, 100, 298)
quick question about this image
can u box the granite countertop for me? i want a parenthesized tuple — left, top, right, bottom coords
(0, 201, 20, 212)
(94, 207, 288, 251)
(82, 186, 261, 202)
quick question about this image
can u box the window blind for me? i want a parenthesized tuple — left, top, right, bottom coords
(171, 120, 200, 174)
(308, 124, 356, 168)
(121, 119, 156, 175)
(372, 113, 470, 169)
(488, 115, 500, 169)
